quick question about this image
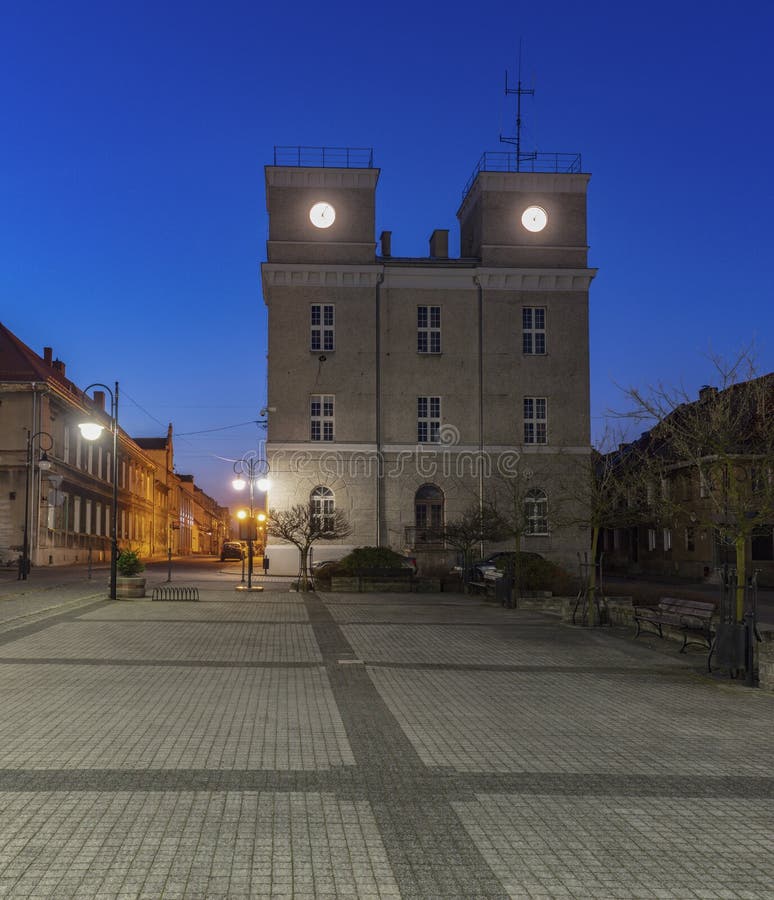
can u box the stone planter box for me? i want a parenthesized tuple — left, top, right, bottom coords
(116, 576, 146, 599)
(757, 627, 774, 692)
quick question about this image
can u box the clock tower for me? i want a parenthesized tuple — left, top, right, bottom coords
(265, 150, 378, 265)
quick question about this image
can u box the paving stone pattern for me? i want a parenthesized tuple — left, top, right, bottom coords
(0, 590, 770, 898)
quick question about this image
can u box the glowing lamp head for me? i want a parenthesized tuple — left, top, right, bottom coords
(78, 422, 105, 441)
(257, 512, 267, 523)
(236, 509, 247, 520)
(38, 452, 52, 472)
(257, 477, 271, 492)
(232, 477, 247, 491)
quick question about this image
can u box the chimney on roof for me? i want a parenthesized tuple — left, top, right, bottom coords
(429, 229, 449, 259)
(52, 358, 66, 377)
(380, 230, 392, 258)
(699, 385, 718, 400)
(43, 347, 53, 365)
(93, 390, 106, 411)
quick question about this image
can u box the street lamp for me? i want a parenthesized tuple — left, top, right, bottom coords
(78, 382, 119, 600)
(20, 430, 54, 580)
(232, 454, 270, 591)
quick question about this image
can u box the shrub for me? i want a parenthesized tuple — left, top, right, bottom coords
(496, 555, 576, 595)
(116, 550, 145, 577)
(337, 546, 406, 573)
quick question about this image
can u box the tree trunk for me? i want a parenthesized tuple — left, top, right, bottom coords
(588, 525, 599, 624)
(735, 534, 746, 623)
(299, 547, 310, 592)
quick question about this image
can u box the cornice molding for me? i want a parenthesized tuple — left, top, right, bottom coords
(265, 167, 379, 190)
(262, 264, 382, 289)
(262, 262, 596, 292)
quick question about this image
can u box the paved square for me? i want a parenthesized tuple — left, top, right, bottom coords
(79, 599, 310, 623)
(454, 793, 774, 899)
(341, 622, 684, 668)
(0, 791, 400, 899)
(0, 664, 353, 769)
(0, 584, 771, 898)
(0, 621, 321, 662)
(367, 667, 774, 776)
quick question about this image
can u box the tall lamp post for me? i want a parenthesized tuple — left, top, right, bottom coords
(20, 430, 54, 580)
(78, 382, 119, 600)
(232, 454, 270, 592)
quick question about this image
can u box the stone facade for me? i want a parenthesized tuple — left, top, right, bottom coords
(261, 153, 595, 576)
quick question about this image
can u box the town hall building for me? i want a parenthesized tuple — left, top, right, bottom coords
(261, 147, 595, 575)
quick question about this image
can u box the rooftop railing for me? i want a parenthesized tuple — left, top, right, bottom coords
(273, 146, 375, 168)
(462, 151, 583, 198)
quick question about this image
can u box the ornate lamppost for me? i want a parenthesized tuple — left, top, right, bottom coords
(78, 382, 119, 600)
(20, 430, 54, 580)
(232, 454, 270, 592)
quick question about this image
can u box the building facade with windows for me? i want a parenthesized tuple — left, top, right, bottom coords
(261, 148, 595, 574)
(0, 323, 229, 569)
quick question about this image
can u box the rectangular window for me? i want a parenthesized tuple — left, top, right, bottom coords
(663, 528, 672, 552)
(522, 307, 546, 355)
(310, 304, 335, 352)
(685, 527, 695, 552)
(752, 526, 774, 561)
(417, 306, 441, 354)
(63, 428, 70, 465)
(76, 433, 82, 469)
(310, 394, 334, 441)
(647, 528, 657, 552)
(85, 499, 92, 535)
(73, 496, 82, 533)
(523, 397, 547, 444)
(417, 396, 441, 443)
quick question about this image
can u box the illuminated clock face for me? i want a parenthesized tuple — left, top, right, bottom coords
(309, 202, 336, 229)
(521, 205, 548, 232)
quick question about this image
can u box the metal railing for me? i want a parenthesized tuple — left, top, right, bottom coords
(404, 526, 445, 548)
(462, 151, 583, 198)
(273, 146, 374, 169)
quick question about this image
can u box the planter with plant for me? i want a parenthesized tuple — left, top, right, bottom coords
(116, 550, 146, 598)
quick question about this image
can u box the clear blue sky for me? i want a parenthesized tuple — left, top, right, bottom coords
(2, 0, 773, 506)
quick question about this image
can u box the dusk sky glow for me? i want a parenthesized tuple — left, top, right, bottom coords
(2, 1, 773, 506)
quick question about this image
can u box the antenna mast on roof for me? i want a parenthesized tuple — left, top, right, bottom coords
(499, 45, 536, 171)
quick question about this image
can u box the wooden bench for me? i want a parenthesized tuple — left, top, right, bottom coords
(633, 597, 716, 666)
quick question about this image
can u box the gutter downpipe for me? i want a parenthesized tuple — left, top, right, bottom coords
(375, 269, 385, 545)
(473, 275, 484, 558)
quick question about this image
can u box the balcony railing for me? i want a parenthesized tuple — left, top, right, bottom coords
(462, 151, 583, 198)
(404, 526, 445, 549)
(273, 146, 374, 169)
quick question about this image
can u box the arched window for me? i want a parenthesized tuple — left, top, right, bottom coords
(415, 484, 444, 544)
(525, 488, 548, 535)
(311, 486, 334, 532)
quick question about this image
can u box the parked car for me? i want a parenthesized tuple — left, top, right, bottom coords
(398, 554, 418, 575)
(220, 541, 246, 561)
(454, 551, 544, 581)
(311, 559, 341, 575)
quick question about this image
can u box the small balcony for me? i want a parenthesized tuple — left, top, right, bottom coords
(404, 526, 445, 549)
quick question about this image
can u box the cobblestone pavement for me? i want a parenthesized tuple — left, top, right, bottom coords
(0, 584, 771, 898)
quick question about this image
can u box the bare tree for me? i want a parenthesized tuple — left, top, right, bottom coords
(551, 426, 652, 621)
(617, 351, 774, 621)
(266, 503, 352, 591)
(443, 503, 509, 591)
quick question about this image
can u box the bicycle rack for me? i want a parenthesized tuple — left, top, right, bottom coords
(151, 586, 200, 601)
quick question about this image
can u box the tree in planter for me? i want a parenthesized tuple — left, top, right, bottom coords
(266, 503, 351, 591)
(442, 503, 509, 592)
(617, 351, 774, 622)
(116, 549, 145, 577)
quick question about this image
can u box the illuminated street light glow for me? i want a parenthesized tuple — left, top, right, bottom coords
(232, 476, 247, 491)
(78, 422, 105, 441)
